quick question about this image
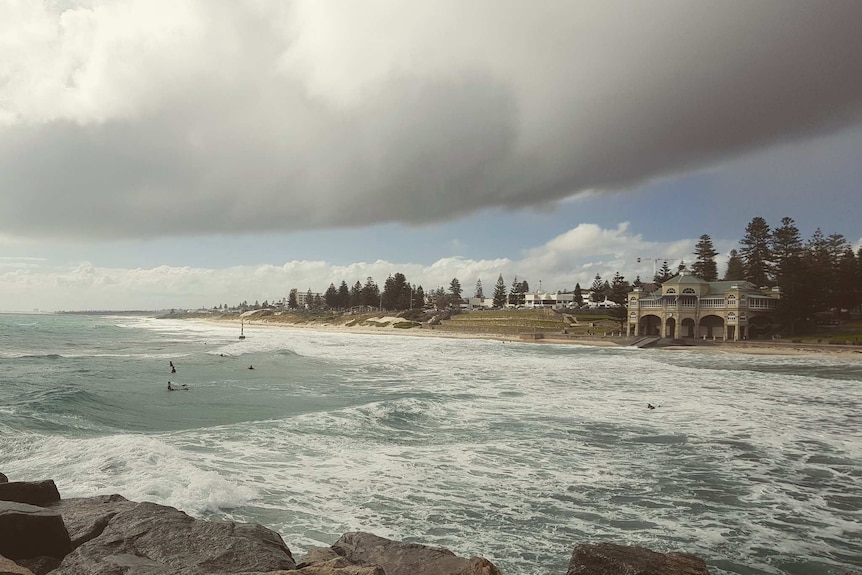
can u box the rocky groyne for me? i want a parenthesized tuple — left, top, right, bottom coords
(0, 475, 856, 575)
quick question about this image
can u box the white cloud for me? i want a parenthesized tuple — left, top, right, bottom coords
(0, 223, 724, 311)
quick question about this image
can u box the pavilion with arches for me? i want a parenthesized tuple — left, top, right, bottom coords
(627, 271, 780, 340)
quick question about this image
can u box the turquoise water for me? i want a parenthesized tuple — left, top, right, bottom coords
(0, 313, 860, 574)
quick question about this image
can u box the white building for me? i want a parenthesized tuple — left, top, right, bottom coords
(523, 292, 575, 309)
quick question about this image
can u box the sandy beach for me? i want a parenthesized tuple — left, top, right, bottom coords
(200, 313, 862, 361)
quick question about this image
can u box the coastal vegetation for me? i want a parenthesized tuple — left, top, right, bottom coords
(181, 216, 861, 340)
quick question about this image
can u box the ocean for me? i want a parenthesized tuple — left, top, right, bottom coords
(0, 312, 859, 575)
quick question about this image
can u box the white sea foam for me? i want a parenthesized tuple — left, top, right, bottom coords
(2, 316, 860, 575)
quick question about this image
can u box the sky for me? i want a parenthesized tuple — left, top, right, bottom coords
(1, 0, 861, 311)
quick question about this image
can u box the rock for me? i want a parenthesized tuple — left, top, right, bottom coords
(0, 473, 8, 483)
(0, 480, 61, 507)
(0, 502, 73, 560)
(296, 557, 385, 574)
(53, 501, 296, 575)
(12, 556, 61, 575)
(0, 554, 36, 575)
(50, 494, 138, 547)
(331, 532, 501, 575)
(566, 542, 711, 575)
(298, 547, 342, 567)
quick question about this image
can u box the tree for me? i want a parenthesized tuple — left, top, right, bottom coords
(692, 234, 719, 281)
(632, 275, 643, 288)
(305, 289, 314, 309)
(835, 248, 858, 313)
(398, 280, 413, 310)
(508, 276, 522, 306)
(338, 280, 350, 309)
(412, 285, 426, 309)
(723, 249, 746, 281)
(608, 272, 629, 326)
(653, 261, 673, 283)
(288, 289, 298, 309)
(350, 281, 363, 308)
(492, 275, 507, 308)
(449, 278, 463, 301)
(589, 274, 604, 303)
(362, 277, 379, 308)
(474, 279, 484, 299)
(324, 283, 339, 308)
(382, 273, 408, 310)
(770, 218, 807, 335)
(573, 283, 584, 307)
(739, 216, 772, 287)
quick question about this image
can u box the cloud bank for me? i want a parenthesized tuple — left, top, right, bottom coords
(1, 0, 861, 241)
(0, 222, 723, 311)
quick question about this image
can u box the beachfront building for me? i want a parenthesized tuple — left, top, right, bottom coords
(627, 271, 780, 340)
(523, 291, 575, 309)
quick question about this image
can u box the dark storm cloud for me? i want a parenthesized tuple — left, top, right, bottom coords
(1, 0, 861, 240)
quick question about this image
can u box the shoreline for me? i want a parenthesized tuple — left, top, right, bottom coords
(196, 315, 862, 361)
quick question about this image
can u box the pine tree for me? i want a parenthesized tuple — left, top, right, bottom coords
(692, 234, 719, 281)
(338, 280, 350, 309)
(723, 249, 746, 281)
(350, 281, 363, 307)
(632, 275, 643, 288)
(739, 216, 772, 287)
(474, 279, 484, 299)
(508, 276, 520, 306)
(324, 283, 338, 308)
(363, 277, 380, 308)
(449, 277, 463, 301)
(493, 274, 507, 308)
(653, 261, 673, 283)
(589, 274, 604, 303)
(288, 289, 298, 309)
(413, 285, 426, 309)
(771, 218, 808, 335)
(574, 283, 584, 307)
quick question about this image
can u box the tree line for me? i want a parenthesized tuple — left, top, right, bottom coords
(216, 216, 860, 335)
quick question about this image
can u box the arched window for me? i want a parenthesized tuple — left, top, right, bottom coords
(727, 295, 737, 305)
(630, 311, 637, 317)
(682, 287, 696, 294)
(666, 288, 677, 294)
(728, 312, 736, 321)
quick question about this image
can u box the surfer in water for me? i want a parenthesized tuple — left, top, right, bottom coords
(647, 403, 656, 410)
(167, 381, 174, 391)
(170, 361, 176, 373)
(248, 365, 255, 370)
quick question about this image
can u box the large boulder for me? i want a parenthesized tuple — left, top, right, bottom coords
(0, 472, 8, 483)
(330, 532, 500, 575)
(0, 481, 61, 507)
(0, 554, 35, 575)
(53, 501, 296, 575)
(0, 502, 73, 560)
(50, 494, 138, 547)
(566, 542, 711, 575)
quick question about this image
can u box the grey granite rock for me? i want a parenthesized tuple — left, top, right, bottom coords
(566, 542, 711, 575)
(0, 480, 61, 507)
(53, 501, 296, 575)
(0, 502, 72, 560)
(331, 532, 500, 575)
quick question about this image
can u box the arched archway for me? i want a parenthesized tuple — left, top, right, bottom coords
(681, 318, 696, 338)
(665, 317, 676, 339)
(639, 314, 661, 336)
(699, 315, 725, 339)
